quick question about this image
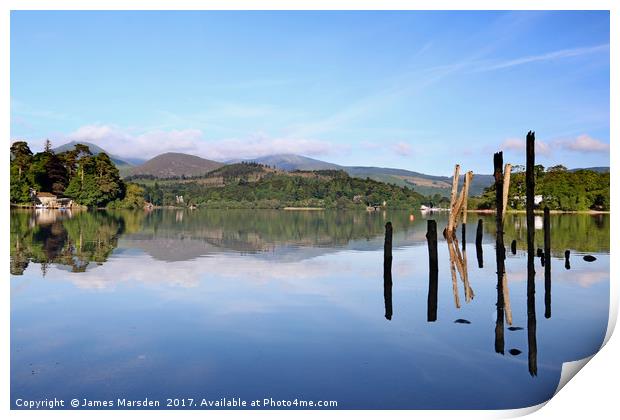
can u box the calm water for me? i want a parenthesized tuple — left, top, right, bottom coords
(10, 209, 610, 409)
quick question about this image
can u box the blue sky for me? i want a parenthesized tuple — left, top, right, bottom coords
(10, 10, 610, 174)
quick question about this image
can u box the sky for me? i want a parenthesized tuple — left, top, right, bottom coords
(10, 10, 610, 175)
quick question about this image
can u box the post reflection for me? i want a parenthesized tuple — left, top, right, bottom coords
(426, 220, 438, 322)
(383, 222, 393, 321)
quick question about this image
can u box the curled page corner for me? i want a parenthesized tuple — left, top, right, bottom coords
(554, 355, 595, 396)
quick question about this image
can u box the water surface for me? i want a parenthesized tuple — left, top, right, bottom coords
(10, 209, 610, 409)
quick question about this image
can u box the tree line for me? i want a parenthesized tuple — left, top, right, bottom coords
(10, 140, 144, 209)
(470, 164, 609, 211)
(137, 169, 426, 209)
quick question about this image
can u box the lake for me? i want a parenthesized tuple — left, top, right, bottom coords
(10, 208, 610, 409)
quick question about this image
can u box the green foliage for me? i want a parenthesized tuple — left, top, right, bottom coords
(10, 140, 125, 207)
(473, 165, 609, 211)
(107, 183, 145, 209)
(135, 170, 426, 209)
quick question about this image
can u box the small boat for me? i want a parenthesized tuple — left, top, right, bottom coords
(34, 204, 45, 209)
(420, 205, 449, 214)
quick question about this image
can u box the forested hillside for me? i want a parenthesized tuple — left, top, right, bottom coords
(470, 165, 609, 211)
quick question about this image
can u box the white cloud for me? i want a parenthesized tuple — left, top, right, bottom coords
(64, 124, 342, 161)
(560, 134, 609, 153)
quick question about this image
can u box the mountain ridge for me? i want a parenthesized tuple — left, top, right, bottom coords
(128, 152, 224, 178)
(53, 141, 608, 197)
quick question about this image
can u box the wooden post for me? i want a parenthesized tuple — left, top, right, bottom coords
(494, 152, 504, 233)
(526, 131, 537, 377)
(447, 164, 461, 236)
(565, 250, 571, 270)
(384, 222, 392, 259)
(511, 239, 517, 255)
(493, 152, 506, 355)
(502, 164, 512, 224)
(526, 131, 536, 262)
(426, 220, 438, 322)
(476, 219, 483, 268)
(461, 171, 473, 248)
(544, 207, 551, 319)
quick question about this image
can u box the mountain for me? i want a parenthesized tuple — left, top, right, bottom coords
(53, 141, 136, 169)
(231, 154, 343, 171)
(128, 152, 224, 178)
(239, 154, 493, 196)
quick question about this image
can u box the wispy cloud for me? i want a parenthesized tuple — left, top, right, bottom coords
(500, 133, 609, 158)
(558, 134, 609, 153)
(63, 124, 343, 161)
(474, 44, 609, 72)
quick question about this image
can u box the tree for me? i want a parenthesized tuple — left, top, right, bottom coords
(64, 153, 123, 207)
(10, 141, 34, 203)
(10, 141, 33, 180)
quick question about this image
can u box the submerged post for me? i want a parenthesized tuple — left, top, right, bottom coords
(476, 219, 483, 268)
(544, 207, 551, 319)
(493, 152, 506, 355)
(564, 250, 571, 270)
(384, 222, 393, 259)
(511, 239, 517, 255)
(494, 152, 504, 236)
(526, 130, 537, 377)
(426, 220, 438, 322)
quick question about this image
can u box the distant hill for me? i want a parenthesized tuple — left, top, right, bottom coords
(128, 152, 224, 178)
(232, 154, 343, 171)
(569, 166, 609, 173)
(53, 141, 134, 169)
(239, 153, 493, 196)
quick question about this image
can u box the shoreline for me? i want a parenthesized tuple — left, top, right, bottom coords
(467, 209, 610, 215)
(11, 203, 610, 214)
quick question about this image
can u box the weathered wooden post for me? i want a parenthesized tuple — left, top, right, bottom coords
(564, 249, 571, 270)
(511, 239, 517, 255)
(494, 152, 504, 236)
(384, 221, 393, 320)
(526, 130, 537, 377)
(426, 220, 438, 322)
(447, 165, 461, 236)
(384, 222, 392, 259)
(476, 219, 483, 268)
(544, 206, 551, 319)
(493, 152, 506, 355)
(461, 171, 473, 249)
(502, 164, 512, 224)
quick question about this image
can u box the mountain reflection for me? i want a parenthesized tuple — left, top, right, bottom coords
(11, 209, 424, 273)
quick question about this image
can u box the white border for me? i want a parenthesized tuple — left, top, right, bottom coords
(1, 2, 616, 420)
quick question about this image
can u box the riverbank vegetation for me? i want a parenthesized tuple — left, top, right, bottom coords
(469, 165, 609, 211)
(135, 167, 426, 209)
(10, 141, 145, 209)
